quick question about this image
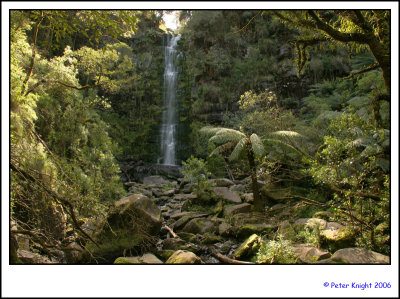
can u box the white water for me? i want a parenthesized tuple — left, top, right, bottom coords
(159, 34, 181, 165)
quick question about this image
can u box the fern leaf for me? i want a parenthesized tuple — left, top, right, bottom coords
(269, 130, 304, 138)
(209, 128, 246, 145)
(250, 133, 266, 158)
(265, 138, 304, 157)
(199, 126, 222, 136)
(229, 137, 247, 161)
(209, 142, 236, 157)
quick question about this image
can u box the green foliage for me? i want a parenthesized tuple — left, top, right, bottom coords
(182, 156, 212, 198)
(256, 235, 297, 264)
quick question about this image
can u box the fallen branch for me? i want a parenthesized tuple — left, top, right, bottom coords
(163, 225, 179, 238)
(209, 247, 255, 264)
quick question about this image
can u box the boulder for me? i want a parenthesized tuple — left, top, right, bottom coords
(209, 178, 235, 187)
(18, 250, 56, 264)
(236, 223, 277, 240)
(292, 244, 331, 263)
(143, 175, 169, 186)
(277, 220, 296, 240)
(112, 193, 162, 235)
(224, 203, 252, 216)
(230, 184, 247, 193)
(241, 193, 254, 202)
(316, 248, 389, 264)
(313, 211, 333, 221)
(320, 226, 356, 252)
(218, 222, 232, 237)
(114, 254, 163, 264)
(213, 187, 242, 203)
(166, 250, 204, 264)
(181, 218, 218, 234)
(163, 189, 176, 197)
(173, 193, 197, 201)
(233, 234, 262, 259)
(293, 218, 327, 232)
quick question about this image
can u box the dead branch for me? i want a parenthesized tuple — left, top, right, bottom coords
(163, 225, 179, 238)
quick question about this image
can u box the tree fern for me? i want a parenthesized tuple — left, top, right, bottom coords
(250, 133, 266, 158)
(229, 137, 247, 161)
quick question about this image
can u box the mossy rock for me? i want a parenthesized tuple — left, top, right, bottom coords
(235, 223, 277, 240)
(277, 220, 296, 240)
(233, 234, 262, 260)
(114, 257, 141, 264)
(157, 250, 175, 261)
(166, 250, 204, 264)
(313, 211, 333, 221)
(200, 234, 223, 245)
(177, 232, 196, 241)
(320, 227, 356, 252)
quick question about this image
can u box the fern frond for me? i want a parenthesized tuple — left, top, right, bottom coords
(250, 133, 266, 158)
(269, 130, 304, 138)
(265, 138, 304, 157)
(209, 128, 246, 145)
(209, 141, 236, 157)
(199, 126, 222, 136)
(229, 137, 247, 161)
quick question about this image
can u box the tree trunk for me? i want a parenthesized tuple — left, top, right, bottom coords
(247, 146, 263, 212)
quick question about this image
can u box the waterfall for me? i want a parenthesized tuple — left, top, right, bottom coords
(159, 34, 181, 165)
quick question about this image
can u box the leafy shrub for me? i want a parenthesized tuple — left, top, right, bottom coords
(256, 235, 297, 264)
(182, 155, 212, 199)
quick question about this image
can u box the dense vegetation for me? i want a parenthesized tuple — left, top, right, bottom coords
(9, 9, 390, 264)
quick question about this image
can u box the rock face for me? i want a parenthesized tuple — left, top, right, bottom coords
(166, 250, 204, 264)
(316, 248, 389, 264)
(213, 187, 242, 203)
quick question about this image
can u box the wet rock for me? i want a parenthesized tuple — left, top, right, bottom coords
(224, 203, 252, 216)
(166, 250, 204, 264)
(233, 234, 262, 260)
(316, 248, 389, 264)
(213, 187, 242, 203)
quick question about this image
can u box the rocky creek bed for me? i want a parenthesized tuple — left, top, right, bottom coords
(12, 173, 390, 265)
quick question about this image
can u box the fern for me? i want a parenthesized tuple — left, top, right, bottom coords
(264, 138, 304, 158)
(250, 133, 266, 158)
(269, 130, 304, 138)
(209, 128, 246, 145)
(229, 137, 247, 161)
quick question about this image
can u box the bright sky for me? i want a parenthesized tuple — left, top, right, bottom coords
(163, 11, 179, 31)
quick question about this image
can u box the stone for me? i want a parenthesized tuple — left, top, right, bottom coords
(166, 250, 204, 264)
(269, 203, 286, 213)
(233, 234, 262, 259)
(112, 193, 162, 235)
(152, 189, 163, 198)
(18, 250, 56, 264)
(143, 175, 169, 186)
(173, 193, 197, 201)
(182, 218, 218, 234)
(316, 248, 389, 264)
(320, 227, 356, 252)
(224, 203, 252, 216)
(200, 234, 223, 245)
(241, 193, 254, 202)
(293, 218, 327, 232)
(230, 184, 247, 193)
(161, 238, 187, 251)
(313, 211, 333, 221)
(277, 220, 296, 240)
(114, 257, 141, 264)
(64, 242, 84, 263)
(209, 178, 235, 187)
(213, 187, 242, 203)
(163, 189, 175, 197)
(218, 222, 232, 237)
(292, 244, 331, 263)
(326, 222, 344, 230)
(140, 253, 163, 264)
(236, 223, 277, 240)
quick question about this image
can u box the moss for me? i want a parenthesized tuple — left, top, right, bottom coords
(320, 227, 356, 252)
(157, 250, 175, 261)
(114, 257, 141, 264)
(233, 234, 261, 259)
(201, 234, 223, 245)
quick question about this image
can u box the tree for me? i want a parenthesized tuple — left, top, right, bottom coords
(200, 127, 266, 212)
(271, 10, 390, 97)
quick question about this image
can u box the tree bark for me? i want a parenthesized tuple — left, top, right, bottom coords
(247, 146, 263, 212)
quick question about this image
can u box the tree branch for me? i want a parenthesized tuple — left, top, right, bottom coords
(341, 62, 380, 80)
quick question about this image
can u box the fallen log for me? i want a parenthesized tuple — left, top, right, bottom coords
(163, 225, 179, 238)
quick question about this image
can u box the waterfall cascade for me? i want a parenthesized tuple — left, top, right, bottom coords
(159, 34, 181, 165)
